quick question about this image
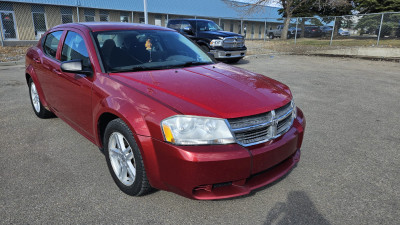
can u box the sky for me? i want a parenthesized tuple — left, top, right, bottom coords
(234, 0, 283, 8)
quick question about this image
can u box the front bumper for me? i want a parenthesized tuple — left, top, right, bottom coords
(210, 49, 247, 59)
(142, 108, 305, 200)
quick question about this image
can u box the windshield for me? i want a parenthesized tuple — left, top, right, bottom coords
(94, 30, 214, 73)
(195, 21, 222, 31)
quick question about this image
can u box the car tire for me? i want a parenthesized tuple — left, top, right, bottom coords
(28, 77, 54, 119)
(104, 118, 152, 196)
(201, 45, 210, 53)
(269, 33, 274, 39)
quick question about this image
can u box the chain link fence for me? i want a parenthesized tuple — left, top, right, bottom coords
(285, 13, 400, 47)
(0, 0, 399, 48)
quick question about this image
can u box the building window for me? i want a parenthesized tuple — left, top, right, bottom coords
(84, 9, 95, 22)
(99, 10, 109, 22)
(31, 5, 47, 40)
(230, 23, 233, 32)
(120, 12, 129, 22)
(139, 17, 145, 24)
(221, 22, 225, 31)
(259, 24, 262, 38)
(238, 23, 241, 34)
(155, 15, 162, 26)
(0, 3, 17, 39)
(60, 7, 73, 24)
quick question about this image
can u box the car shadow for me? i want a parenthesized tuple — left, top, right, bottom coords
(234, 59, 250, 65)
(264, 191, 331, 225)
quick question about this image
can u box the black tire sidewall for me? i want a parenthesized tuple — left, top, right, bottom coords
(28, 78, 45, 118)
(104, 119, 148, 196)
(201, 45, 210, 53)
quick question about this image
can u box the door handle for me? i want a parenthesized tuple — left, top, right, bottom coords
(52, 68, 62, 75)
(33, 58, 41, 64)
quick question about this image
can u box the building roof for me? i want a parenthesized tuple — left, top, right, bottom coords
(3, 0, 283, 22)
(54, 22, 173, 32)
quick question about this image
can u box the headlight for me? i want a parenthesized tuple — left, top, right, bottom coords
(161, 115, 235, 145)
(210, 39, 223, 47)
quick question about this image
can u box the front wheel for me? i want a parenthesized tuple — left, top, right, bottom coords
(104, 118, 152, 196)
(269, 33, 274, 39)
(28, 78, 54, 118)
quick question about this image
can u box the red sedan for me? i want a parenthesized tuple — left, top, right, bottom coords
(25, 22, 305, 200)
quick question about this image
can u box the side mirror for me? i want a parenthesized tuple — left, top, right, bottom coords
(183, 26, 193, 35)
(60, 59, 92, 75)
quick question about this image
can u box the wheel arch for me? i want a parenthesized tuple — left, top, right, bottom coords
(95, 108, 164, 190)
(25, 65, 49, 108)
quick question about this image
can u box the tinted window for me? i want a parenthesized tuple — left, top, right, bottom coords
(195, 21, 222, 31)
(43, 31, 63, 58)
(94, 30, 213, 72)
(61, 31, 90, 67)
(167, 20, 180, 30)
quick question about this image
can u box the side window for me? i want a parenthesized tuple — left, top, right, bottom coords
(61, 31, 90, 68)
(167, 21, 180, 30)
(179, 21, 192, 32)
(43, 31, 63, 59)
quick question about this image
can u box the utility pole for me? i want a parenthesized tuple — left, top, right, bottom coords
(144, 0, 148, 24)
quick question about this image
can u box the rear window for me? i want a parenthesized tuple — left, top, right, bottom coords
(43, 31, 63, 59)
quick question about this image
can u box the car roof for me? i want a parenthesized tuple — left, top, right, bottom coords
(168, 19, 212, 22)
(52, 22, 173, 32)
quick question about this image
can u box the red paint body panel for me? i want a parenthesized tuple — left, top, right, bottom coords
(25, 23, 306, 200)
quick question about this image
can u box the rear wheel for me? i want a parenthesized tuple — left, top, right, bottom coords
(28, 78, 54, 118)
(104, 118, 152, 196)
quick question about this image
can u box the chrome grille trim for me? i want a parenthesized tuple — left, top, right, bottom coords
(222, 36, 245, 49)
(227, 101, 296, 147)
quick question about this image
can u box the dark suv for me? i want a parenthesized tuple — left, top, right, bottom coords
(167, 19, 246, 63)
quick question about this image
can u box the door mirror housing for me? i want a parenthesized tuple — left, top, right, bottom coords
(60, 59, 92, 76)
(183, 26, 194, 35)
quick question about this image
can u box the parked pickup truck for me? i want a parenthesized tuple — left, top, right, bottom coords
(167, 19, 246, 63)
(268, 25, 300, 39)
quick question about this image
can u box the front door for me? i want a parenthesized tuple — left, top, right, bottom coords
(54, 29, 94, 137)
(0, 11, 17, 39)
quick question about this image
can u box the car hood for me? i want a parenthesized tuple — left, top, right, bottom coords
(110, 63, 292, 119)
(199, 31, 243, 38)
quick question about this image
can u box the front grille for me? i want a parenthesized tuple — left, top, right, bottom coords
(228, 101, 295, 147)
(223, 36, 245, 49)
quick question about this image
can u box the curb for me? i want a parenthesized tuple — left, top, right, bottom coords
(0, 60, 25, 66)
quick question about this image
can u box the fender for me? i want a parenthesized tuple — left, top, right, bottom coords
(26, 64, 49, 108)
(92, 86, 178, 190)
(196, 39, 210, 48)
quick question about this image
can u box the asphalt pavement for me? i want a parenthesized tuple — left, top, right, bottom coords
(1, 55, 399, 224)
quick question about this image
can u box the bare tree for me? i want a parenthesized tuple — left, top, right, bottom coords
(223, 0, 310, 40)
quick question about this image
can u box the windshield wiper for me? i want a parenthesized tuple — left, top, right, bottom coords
(109, 66, 151, 73)
(181, 61, 213, 67)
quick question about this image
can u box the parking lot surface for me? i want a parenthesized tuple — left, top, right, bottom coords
(1, 55, 399, 224)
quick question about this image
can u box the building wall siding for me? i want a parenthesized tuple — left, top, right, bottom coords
(13, 3, 35, 40)
(109, 10, 119, 22)
(45, 5, 61, 29)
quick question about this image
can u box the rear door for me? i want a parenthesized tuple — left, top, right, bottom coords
(35, 30, 64, 107)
